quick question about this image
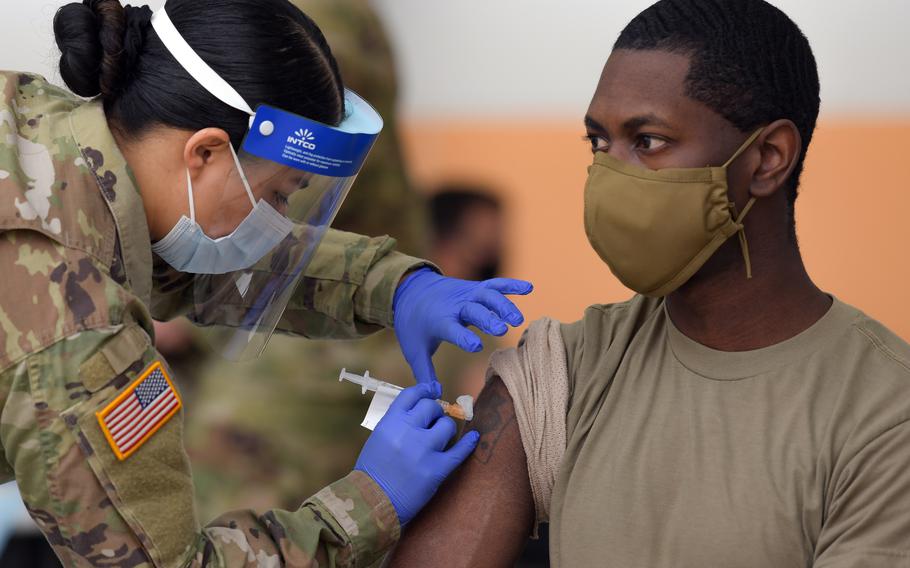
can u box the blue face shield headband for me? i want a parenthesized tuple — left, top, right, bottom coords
(150, 6, 383, 360)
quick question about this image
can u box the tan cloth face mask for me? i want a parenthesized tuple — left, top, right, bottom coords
(584, 128, 764, 297)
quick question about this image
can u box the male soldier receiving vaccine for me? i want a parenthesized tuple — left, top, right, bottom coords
(392, 1, 910, 566)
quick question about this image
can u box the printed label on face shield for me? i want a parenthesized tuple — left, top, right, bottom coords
(242, 105, 378, 177)
(279, 140, 355, 173)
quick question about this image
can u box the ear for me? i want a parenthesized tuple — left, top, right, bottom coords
(749, 119, 801, 198)
(182, 128, 233, 174)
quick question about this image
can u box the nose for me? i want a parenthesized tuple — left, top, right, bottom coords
(607, 146, 636, 165)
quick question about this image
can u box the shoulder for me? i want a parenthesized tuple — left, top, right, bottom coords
(848, 308, 910, 381)
(0, 230, 143, 371)
(558, 295, 663, 370)
(1, 72, 85, 112)
(831, 301, 910, 406)
(821, 301, 910, 466)
(0, 72, 117, 266)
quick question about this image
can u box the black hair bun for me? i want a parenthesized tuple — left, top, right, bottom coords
(54, 0, 151, 100)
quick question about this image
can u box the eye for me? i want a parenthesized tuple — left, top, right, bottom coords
(635, 134, 668, 152)
(271, 191, 290, 212)
(583, 134, 610, 153)
(289, 175, 310, 191)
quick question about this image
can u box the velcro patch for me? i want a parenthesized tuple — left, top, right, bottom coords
(96, 361, 182, 461)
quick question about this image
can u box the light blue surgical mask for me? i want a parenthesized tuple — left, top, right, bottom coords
(151, 145, 294, 274)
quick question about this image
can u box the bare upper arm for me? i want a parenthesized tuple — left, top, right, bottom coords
(390, 376, 534, 567)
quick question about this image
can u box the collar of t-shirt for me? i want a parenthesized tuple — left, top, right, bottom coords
(664, 296, 858, 380)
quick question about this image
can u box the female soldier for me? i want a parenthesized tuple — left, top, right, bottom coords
(0, 0, 532, 565)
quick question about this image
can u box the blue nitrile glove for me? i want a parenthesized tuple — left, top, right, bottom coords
(393, 268, 534, 385)
(354, 382, 480, 525)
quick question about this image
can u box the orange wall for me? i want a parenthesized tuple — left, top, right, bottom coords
(400, 119, 910, 342)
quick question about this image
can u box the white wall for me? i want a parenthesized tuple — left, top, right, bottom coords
(371, 0, 910, 118)
(2, 0, 907, 119)
(0, 0, 165, 83)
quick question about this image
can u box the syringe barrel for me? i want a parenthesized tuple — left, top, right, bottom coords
(339, 368, 402, 395)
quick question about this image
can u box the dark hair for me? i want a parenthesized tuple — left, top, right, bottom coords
(429, 186, 502, 242)
(614, 0, 820, 229)
(53, 0, 345, 148)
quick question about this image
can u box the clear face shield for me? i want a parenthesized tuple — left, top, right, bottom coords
(194, 98, 381, 360)
(151, 8, 383, 360)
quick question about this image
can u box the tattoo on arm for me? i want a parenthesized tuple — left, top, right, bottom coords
(467, 377, 516, 464)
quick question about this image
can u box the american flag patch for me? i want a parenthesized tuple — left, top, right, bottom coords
(96, 361, 182, 461)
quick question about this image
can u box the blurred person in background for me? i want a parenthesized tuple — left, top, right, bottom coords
(427, 186, 506, 397)
(428, 187, 503, 283)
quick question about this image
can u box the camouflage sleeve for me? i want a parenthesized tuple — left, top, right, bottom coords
(275, 229, 433, 339)
(0, 234, 399, 567)
(150, 229, 433, 339)
(203, 472, 399, 567)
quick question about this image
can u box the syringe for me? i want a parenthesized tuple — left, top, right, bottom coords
(339, 368, 474, 424)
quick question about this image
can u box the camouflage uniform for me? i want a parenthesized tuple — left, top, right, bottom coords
(0, 71, 431, 567)
(306, 0, 428, 258)
(183, 0, 491, 525)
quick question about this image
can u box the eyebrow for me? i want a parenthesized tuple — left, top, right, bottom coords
(623, 113, 673, 131)
(583, 112, 675, 134)
(583, 114, 607, 134)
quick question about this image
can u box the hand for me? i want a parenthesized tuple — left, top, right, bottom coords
(393, 269, 533, 385)
(354, 383, 480, 525)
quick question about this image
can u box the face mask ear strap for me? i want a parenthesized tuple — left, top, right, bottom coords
(724, 128, 765, 280)
(185, 169, 197, 222)
(228, 143, 257, 207)
(732, 197, 758, 279)
(723, 128, 765, 169)
(155, 5, 259, 208)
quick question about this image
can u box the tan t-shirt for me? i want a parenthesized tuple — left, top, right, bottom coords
(548, 295, 910, 567)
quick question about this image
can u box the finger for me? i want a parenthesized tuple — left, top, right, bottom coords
(427, 416, 458, 450)
(439, 431, 481, 472)
(406, 349, 440, 386)
(389, 383, 437, 414)
(408, 398, 446, 429)
(438, 320, 483, 353)
(459, 303, 508, 336)
(472, 289, 524, 327)
(481, 278, 534, 296)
